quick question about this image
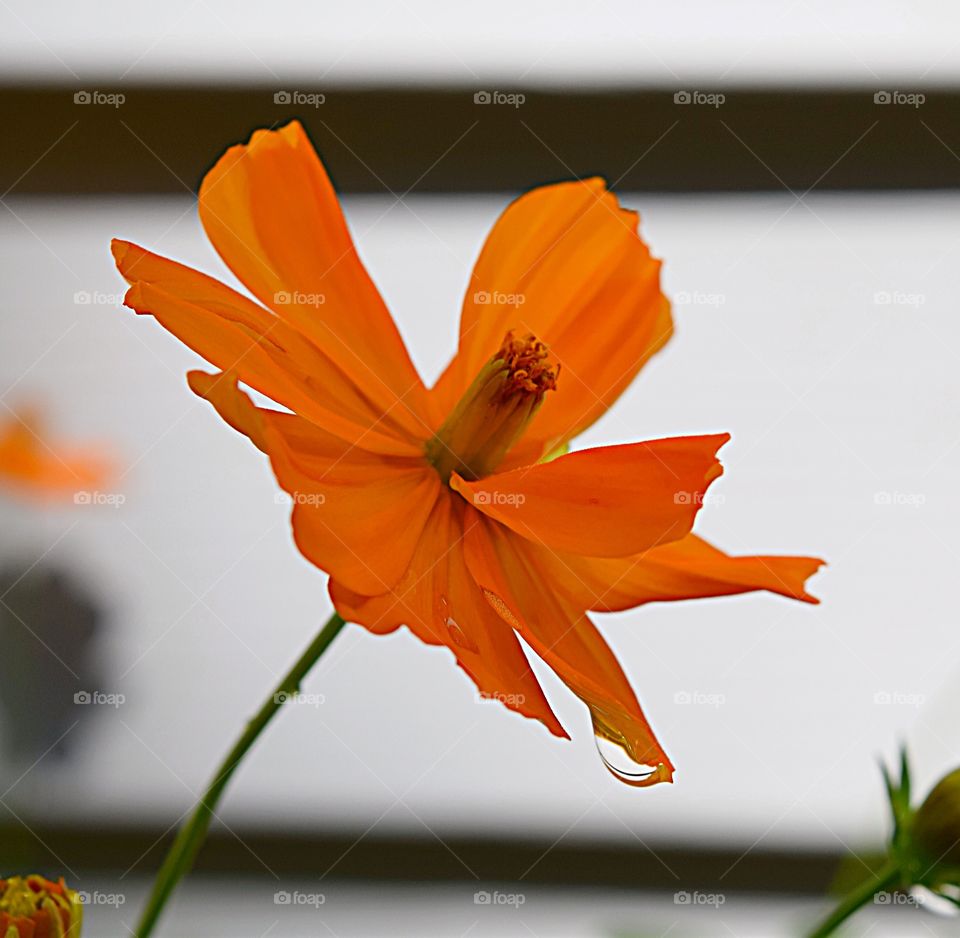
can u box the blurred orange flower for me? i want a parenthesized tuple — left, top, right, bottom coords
(0, 407, 111, 501)
(0, 874, 82, 937)
(113, 121, 822, 784)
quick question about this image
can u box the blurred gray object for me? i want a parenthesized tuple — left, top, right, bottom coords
(0, 564, 104, 761)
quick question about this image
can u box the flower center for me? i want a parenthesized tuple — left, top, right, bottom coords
(426, 331, 560, 483)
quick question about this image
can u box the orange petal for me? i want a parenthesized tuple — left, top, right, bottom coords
(463, 515, 673, 778)
(197, 121, 432, 439)
(189, 371, 439, 595)
(529, 533, 824, 611)
(114, 240, 421, 457)
(451, 434, 729, 557)
(0, 407, 112, 500)
(330, 493, 568, 740)
(432, 178, 671, 454)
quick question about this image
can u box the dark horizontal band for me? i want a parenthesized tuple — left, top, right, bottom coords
(1, 821, 849, 893)
(2, 85, 958, 194)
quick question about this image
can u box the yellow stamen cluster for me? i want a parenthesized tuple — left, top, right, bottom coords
(426, 332, 560, 483)
(493, 332, 560, 402)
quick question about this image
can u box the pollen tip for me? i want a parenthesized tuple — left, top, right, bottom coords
(495, 331, 560, 401)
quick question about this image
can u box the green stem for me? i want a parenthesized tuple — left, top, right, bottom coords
(805, 860, 901, 938)
(134, 611, 348, 937)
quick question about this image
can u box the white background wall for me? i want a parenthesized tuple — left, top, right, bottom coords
(0, 0, 957, 87)
(1, 188, 957, 851)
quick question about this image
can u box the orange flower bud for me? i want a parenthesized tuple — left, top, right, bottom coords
(0, 875, 82, 937)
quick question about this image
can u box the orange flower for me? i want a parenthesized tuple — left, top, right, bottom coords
(0, 874, 83, 937)
(112, 121, 822, 785)
(0, 407, 111, 501)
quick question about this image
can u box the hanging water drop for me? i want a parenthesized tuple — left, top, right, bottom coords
(593, 731, 673, 788)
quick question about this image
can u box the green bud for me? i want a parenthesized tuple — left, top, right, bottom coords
(911, 767, 960, 875)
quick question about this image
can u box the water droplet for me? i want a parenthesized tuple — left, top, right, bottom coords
(594, 732, 673, 788)
(446, 618, 479, 653)
(437, 595, 479, 653)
